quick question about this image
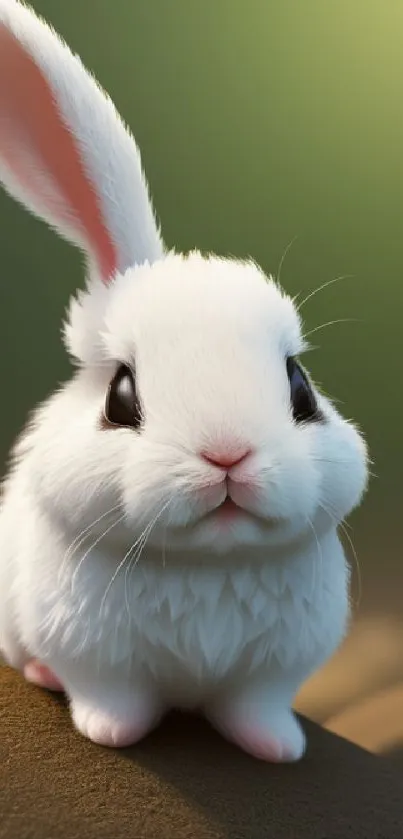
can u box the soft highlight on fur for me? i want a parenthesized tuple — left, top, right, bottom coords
(0, 0, 368, 761)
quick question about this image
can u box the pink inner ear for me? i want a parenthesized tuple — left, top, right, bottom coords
(0, 24, 117, 283)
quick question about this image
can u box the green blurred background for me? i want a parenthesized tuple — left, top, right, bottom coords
(0, 0, 402, 751)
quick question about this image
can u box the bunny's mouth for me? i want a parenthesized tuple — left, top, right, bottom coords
(201, 494, 277, 529)
(212, 496, 242, 521)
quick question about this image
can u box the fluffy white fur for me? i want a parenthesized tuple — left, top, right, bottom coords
(0, 1, 368, 761)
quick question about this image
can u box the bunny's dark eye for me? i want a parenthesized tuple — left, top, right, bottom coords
(286, 357, 321, 424)
(104, 364, 143, 430)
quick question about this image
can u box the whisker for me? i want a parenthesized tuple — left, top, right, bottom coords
(99, 497, 173, 620)
(318, 498, 353, 532)
(297, 274, 354, 312)
(70, 512, 126, 594)
(122, 511, 166, 617)
(319, 502, 362, 608)
(303, 317, 360, 341)
(123, 524, 155, 592)
(276, 235, 298, 288)
(311, 457, 361, 466)
(40, 508, 125, 650)
(306, 516, 323, 599)
(101, 542, 141, 620)
(126, 499, 173, 583)
(312, 459, 377, 482)
(58, 502, 122, 584)
(340, 519, 362, 609)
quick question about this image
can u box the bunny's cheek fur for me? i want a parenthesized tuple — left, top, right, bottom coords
(19, 375, 366, 558)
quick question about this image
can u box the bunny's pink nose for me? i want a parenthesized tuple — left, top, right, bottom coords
(201, 448, 251, 469)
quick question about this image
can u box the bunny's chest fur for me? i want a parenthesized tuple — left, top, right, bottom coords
(47, 547, 348, 700)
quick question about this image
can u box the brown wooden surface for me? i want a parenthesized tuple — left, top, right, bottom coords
(1, 665, 403, 839)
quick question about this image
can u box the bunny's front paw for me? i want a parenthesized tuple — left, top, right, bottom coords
(221, 709, 305, 762)
(71, 693, 163, 749)
(207, 698, 306, 762)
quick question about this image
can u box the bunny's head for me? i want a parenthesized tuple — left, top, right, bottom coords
(0, 0, 368, 557)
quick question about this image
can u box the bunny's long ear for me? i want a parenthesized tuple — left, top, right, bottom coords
(0, 0, 164, 283)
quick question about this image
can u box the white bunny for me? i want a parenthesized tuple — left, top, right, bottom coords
(0, 0, 368, 761)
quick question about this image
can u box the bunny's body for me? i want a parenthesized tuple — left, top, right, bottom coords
(0, 0, 368, 761)
(1, 418, 347, 756)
